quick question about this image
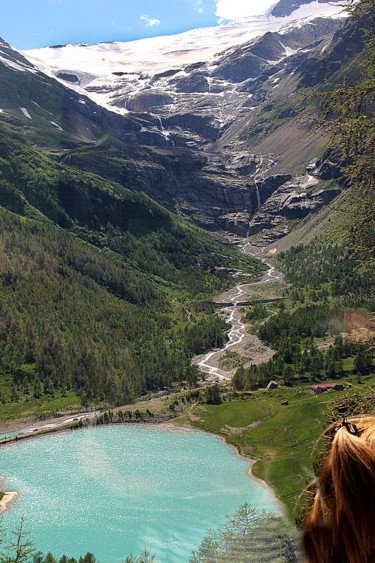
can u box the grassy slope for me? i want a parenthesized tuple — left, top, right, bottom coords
(186, 378, 375, 521)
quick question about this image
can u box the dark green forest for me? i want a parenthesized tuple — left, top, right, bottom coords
(0, 125, 264, 409)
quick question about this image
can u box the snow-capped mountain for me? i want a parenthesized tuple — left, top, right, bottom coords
(23, 1, 344, 112)
(0, 0, 357, 240)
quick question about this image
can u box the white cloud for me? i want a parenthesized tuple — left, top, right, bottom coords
(193, 0, 205, 13)
(140, 14, 161, 27)
(215, 0, 276, 19)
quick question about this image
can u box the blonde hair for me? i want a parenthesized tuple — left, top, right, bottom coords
(303, 416, 375, 563)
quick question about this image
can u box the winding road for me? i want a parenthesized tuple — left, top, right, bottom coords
(195, 239, 284, 382)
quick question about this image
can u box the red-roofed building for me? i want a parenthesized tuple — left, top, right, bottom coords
(311, 382, 344, 395)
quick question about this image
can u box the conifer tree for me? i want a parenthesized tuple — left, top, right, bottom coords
(313, 0, 375, 264)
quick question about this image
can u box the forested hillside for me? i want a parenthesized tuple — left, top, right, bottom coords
(0, 125, 264, 411)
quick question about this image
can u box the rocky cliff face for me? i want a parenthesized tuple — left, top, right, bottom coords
(0, 0, 359, 240)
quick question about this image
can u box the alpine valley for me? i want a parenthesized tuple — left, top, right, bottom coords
(0, 0, 375, 560)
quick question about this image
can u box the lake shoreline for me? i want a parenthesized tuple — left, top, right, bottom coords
(0, 415, 282, 515)
(0, 491, 18, 513)
(213, 431, 283, 511)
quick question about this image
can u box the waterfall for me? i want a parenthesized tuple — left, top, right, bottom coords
(255, 181, 261, 209)
(157, 115, 164, 132)
(156, 116, 172, 146)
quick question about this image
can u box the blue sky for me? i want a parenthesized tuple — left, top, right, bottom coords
(1, 0, 275, 50)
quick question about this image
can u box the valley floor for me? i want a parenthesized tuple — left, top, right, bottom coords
(193, 243, 285, 381)
(1, 237, 374, 527)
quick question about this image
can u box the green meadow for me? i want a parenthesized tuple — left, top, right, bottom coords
(185, 378, 375, 521)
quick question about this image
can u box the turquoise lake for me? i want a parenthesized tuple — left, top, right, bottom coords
(0, 425, 279, 562)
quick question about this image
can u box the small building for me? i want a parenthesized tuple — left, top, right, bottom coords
(311, 382, 344, 395)
(267, 380, 279, 390)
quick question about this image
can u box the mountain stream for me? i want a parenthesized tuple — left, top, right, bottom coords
(195, 240, 284, 381)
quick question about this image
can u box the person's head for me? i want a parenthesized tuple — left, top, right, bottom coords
(303, 415, 375, 563)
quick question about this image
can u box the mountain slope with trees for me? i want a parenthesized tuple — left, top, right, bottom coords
(0, 125, 264, 412)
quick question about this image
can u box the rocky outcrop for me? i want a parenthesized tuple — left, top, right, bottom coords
(173, 73, 209, 93)
(281, 18, 341, 50)
(306, 151, 344, 180)
(125, 91, 174, 112)
(212, 52, 266, 82)
(247, 172, 341, 239)
(57, 72, 79, 83)
(297, 17, 368, 88)
(249, 32, 287, 61)
(165, 113, 220, 142)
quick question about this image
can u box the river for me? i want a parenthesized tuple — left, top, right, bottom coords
(195, 241, 284, 381)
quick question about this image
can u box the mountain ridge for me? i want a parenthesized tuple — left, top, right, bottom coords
(22, 1, 345, 108)
(0, 0, 356, 240)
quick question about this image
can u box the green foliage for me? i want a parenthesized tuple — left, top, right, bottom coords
(205, 385, 223, 405)
(0, 208, 235, 406)
(245, 304, 269, 321)
(277, 241, 375, 307)
(259, 303, 331, 346)
(0, 519, 97, 563)
(124, 549, 155, 563)
(190, 503, 302, 562)
(310, 0, 375, 264)
(353, 349, 373, 375)
(0, 518, 34, 563)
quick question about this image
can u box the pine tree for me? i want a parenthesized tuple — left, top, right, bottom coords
(312, 0, 375, 264)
